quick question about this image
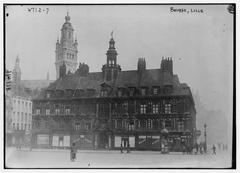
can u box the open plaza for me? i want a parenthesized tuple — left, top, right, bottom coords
(5, 147, 232, 168)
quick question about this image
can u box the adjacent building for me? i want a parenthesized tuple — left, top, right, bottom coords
(6, 56, 33, 146)
(31, 13, 197, 152)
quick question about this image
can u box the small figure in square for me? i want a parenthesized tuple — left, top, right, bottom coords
(127, 142, 130, 153)
(120, 143, 123, 153)
(212, 144, 216, 155)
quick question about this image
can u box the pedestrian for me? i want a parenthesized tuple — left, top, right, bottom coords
(195, 143, 199, 154)
(199, 143, 203, 154)
(212, 144, 216, 155)
(127, 142, 130, 153)
(70, 142, 77, 161)
(120, 144, 123, 153)
(182, 144, 186, 154)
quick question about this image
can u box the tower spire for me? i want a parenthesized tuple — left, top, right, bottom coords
(13, 54, 21, 86)
(111, 30, 114, 39)
(65, 11, 70, 22)
(102, 33, 121, 81)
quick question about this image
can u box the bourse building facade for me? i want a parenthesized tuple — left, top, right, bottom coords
(31, 14, 197, 152)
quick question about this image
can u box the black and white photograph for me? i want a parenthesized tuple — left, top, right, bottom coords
(3, 3, 235, 169)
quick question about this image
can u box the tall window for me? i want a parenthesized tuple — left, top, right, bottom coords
(16, 123, 19, 130)
(36, 109, 40, 115)
(17, 112, 20, 121)
(74, 123, 80, 131)
(46, 93, 50, 98)
(21, 112, 23, 121)
(101, 90, 108, 97)
(13, 123, 15, 129)
(165, 104, 171, 114)
(152, 104, 159, 114)
(25, 113, 27, 121)
(140, 104, 147, 114)
(55, 108, 60, 115)
(46, 109, 50, 115)
(128, 120, 134, 131)
(65, 108, 70, 115)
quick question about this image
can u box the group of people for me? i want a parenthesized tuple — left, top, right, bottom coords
(195, 142, 217, 155)
(194, 142, 207, 154)
(181, 142, 217, 155)
(69, 141, 219, 161)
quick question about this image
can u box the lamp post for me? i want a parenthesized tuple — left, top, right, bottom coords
(204, 123, 207, 153)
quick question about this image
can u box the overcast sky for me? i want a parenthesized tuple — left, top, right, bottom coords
(5, 5, 233, 115)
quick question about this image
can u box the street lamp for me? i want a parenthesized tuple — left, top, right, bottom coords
(204, 123, 207, 153)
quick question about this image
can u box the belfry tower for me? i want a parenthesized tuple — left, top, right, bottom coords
(55, 12, 78, 79)
(12, 55, 21, 86)
(102, 32, 121, 82)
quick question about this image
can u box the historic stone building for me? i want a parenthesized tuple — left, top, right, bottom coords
(31, 14, 197, 152)
(6, 56, 33, 146)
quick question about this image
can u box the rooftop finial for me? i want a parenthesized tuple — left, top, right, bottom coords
(65, 11, 70, 22)
(111, 30, 114, 39)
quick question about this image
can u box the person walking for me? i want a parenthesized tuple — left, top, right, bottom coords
(70, 142, 77, 161)
(127, 142, 130, 153)
(120, 143, 123, 153)
(195, 143, 199, 154)
(212, 145, 216, 155)
(199, 143, 203, 154)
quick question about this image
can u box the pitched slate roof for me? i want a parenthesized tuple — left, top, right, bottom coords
(47, 73, 102, 91)
(43, 68, 191, 97)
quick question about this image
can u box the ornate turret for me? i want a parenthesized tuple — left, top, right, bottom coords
(102, 31, 121, 82)
(55, 12, 78, 79)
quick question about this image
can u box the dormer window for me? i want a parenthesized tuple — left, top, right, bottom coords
(101, 90, 108, 97)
